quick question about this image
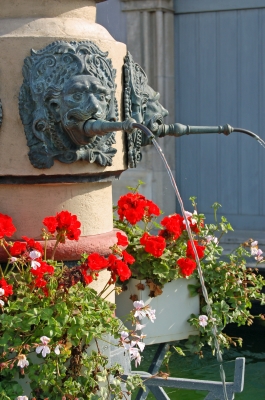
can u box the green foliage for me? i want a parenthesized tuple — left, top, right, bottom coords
(185, 213, 265, 353)
(115, 186, 265, 357)
(0, 257, 142, 399)
(114, 211, 193, 288)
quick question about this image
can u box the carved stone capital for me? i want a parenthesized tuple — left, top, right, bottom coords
(121, 0, 174, 13)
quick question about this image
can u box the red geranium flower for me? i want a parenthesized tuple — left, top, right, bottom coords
(117, 192, 147, 224)
(22, 236, 44, 255)
(108, 254, 118, 268)
(34, 277, 48, 288)
(160, 214, 184, 240)
(116, 232, 129, 247)
(57, 211, 81, 241)
(177, 257, 197, 277)
(0, 213, 16, 239)
(81, 269, 93, 285)
(31, 261, 54, 277)
(183, 212, 204, 234)
(42, 216, 58, 234)
(9, 241, 27, 256)
(122, 250, 135, 265)
(190, 220, 204, 234)
(186, 240, 205, 260)
(43, 211, 81, 242)
(144, 200, 160, 219)
(140, 232, 166, 258)
(87, 253, 109, 271)
(116, 260, 132, 281)
(117, 193, 160, 225)
(108, 254, 132, 282)
(0, 278, 13, 297)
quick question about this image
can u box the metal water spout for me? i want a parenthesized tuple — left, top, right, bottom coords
(84, 118, 265, 151)
(153, 122, 233, 137)
(84, 119, 234, 138)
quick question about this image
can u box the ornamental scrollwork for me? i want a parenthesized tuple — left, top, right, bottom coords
(19, 41, 118, 169)
(123, 52, 169, 168)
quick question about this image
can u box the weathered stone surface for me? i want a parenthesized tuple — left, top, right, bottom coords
(0, 1, 126, 176)
(0, 0, 124, 307)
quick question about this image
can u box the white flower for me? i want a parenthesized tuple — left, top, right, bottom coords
(135, 322, 146, 331)
(16, 397, 28, 400)
(120, 331, 129, 339)
(29, 250, 41, 259)
(129, 346, 141, 367)
(133, 300, 145, 309)
(133, 300, 147, 320)
(206, 235, 218, 244)
(10, 256, 18, 263)
(199, 315, 208, 327)
(0, 299, 4, 307)
(137, 341, 145, 352)
(132, 332, 146, 340)
(29, 250, 41, 269)
(0, 288, 5, 296)
(183, 210, 197, 226)
(54, 345, 61, 355)
(250, 241, 259, 256)
(133, 301, 156, 322)
(17, 354, 29, 369)
(36, 336, 51, 358)
(255, 249, 263, 261)
(146, 308, 156, 323)
(120, 331, 131, 350)
(237, 279, 242, 285)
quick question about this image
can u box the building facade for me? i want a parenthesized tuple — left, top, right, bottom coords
(97, 0, 265, 232)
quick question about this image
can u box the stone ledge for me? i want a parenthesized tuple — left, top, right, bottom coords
(0, 229, 124, 262)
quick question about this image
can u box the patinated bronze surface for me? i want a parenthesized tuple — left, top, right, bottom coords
(123, 52, 169, 168)
(19, 41, 118, 169)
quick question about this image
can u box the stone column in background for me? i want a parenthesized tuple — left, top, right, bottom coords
(114, 0, 176, 216)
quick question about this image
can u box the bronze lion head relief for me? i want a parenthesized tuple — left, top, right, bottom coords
(19, 41, 118, 169)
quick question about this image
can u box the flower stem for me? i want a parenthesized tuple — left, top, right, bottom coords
(51, 236, 61, 260)
(102, 287, 115, 300)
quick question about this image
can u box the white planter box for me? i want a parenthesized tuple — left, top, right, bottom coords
(116, 278, 200, 345)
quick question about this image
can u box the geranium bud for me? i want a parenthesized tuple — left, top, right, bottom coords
(115, 287, 123, 295)
(0, 362, 7, 370)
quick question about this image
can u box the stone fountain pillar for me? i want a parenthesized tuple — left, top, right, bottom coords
(0, 0, 127, 299)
